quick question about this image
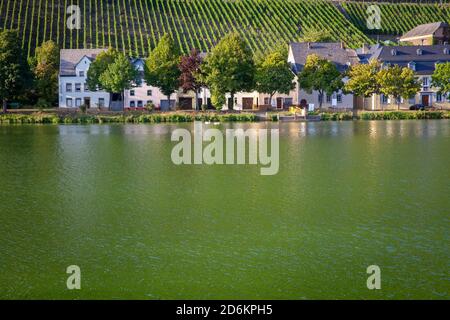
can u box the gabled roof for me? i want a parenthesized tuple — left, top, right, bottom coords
(372, 44, 450, 75)
(288, 42, 359, 73)
(60, 49, 106, 76)
(400, 22, 449, 40)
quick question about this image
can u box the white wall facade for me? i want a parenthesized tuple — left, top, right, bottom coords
(58, 56, 110, 108)
(124, 83, 167, 109)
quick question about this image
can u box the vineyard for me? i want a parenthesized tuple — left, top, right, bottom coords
(342, 2, 450, 35)
(0, 0, 448, 57)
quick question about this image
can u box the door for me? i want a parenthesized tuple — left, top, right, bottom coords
(83, 97, 91, 108)
(242, 97, 254, 110)
(178, 97, 193, 110)
(422, 95, 429, 106)
(276, 97, 283, 109)
(160, 100, 175, 111)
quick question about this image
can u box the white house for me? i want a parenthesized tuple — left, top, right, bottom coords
(365, 44, 450, 110)
(58, 49, 110, 109)
(287, 42, 359, 110)
(124, 59, 172, 111)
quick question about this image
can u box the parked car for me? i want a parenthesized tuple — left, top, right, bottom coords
(409, 104, 427, 110)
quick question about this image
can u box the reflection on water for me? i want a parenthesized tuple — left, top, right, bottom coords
(0, 120, 449, 299)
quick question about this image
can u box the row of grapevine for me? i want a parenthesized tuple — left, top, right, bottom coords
(342, 2, 450, 35)
(3, 0, 446, 57)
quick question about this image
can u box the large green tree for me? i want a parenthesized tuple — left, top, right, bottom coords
(255, 47, 295, 106)
(201, 32, 254, 110)
(87, 49, 137, 109)
(33, 40, 60, 107)
(344, 59, 381, 110)
(298, 54, 343, 110)
(98, 53, 137, 102)
(0, 30, 30, 113)
(376, 65, 421, 110)
(144, 34, 181, 109)
(86, 48, 118, 91)
(431, 62, 450, 95)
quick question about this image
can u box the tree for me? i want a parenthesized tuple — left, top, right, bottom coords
(344, 59, 381, 110)
(300, 29, 334, 43)
(0, 30, 30, 113)
(432, 62, 450, 95)
(179, 49, 204, 110)
(201, 32, 254, 110)
(376, 65, 421, 110)
(98, 53, 138, 102)
(144, 34, 181, 109)
(255, 47, 295, 107)
(86, 48, 118, 91)
(298, 54, 343, 110)
(33, 40, 60, 107)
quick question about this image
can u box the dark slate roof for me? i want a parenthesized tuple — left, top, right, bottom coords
(289, 42, 359, 73)
(60, 49, 106, 76)
(356, 43, 382, 64)
(401, 22, 448, 40)
(371, 44, 450, 75)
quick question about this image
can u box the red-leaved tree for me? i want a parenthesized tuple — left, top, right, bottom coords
(179, 49, 204, 110)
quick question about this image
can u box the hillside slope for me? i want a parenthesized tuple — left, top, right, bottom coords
(342, 2, 450, 35)
(0, 0, 371, 56)
(0, 0, 448, 57)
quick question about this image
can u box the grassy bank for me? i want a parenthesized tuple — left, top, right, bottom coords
(0, 112, 259, 124)
(320, 111, 450, 121)
(1, 111, 449, 124)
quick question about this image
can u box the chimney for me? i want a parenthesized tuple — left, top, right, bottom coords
(307, 42, 311, 49)
(341, 41, 345, 49)
(361, 43, 369, 54)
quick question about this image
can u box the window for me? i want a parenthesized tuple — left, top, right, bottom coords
(381, 94, 388, 104)
(130, 90, 135, 96)
(436, 92, 442, 102)
(130, 101, 136, 108)
(75, 98, 82, 107)
(75, 83, 81, 92)
(66, 83, 72, 92)
(66, 98, 73, 107)
(98, 98, 105, 107)
(283, 98, 293, 107)
(422, 77, 429, 86)
(147, 100, 153, 105)
(137, 100, 143, 108)
(79, 71, 85, 77)
(264, 97, 270, 105)
(337, 94, 342, 103)
(84, 83, 89, 92)
(408, 62, 416, 71)
(318, 93, 323, 103)
(147, 90, 152, 96)
(326, 94, 331, 103)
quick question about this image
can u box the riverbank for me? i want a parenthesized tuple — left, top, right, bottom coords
(0, 110, 449, 124)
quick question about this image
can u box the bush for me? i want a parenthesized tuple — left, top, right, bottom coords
(359, 111, 447, 120)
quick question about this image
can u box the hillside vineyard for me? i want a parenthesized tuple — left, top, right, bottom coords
(0, 0, 448, 56)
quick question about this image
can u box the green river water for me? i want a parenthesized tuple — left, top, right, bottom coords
(0, 121, 448, 299)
